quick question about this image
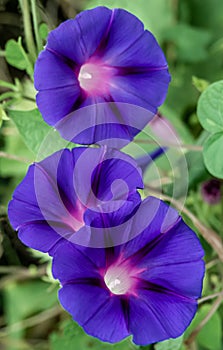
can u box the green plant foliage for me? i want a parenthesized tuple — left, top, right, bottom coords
(50, 319, 138, 350)
(197, 81, 223, 177)
(154, 335, 184, 350)
(3, 279, 58, 348)
(185, 304, 222, 350)
(5, 38, 33, 77)
(197, 81, 223, 133)
(39, 23, 49, 41)
(162, 24, 212, 63)
(7, 109, 52, 155)
(203, 132, 223, 179)
(0, 105, 3, 128)
(186, 0, 223, 34)
(192, 76, 209, 93)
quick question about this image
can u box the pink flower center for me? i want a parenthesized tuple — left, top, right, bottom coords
(63, 199, 86, 232)
(78, 62, 112, 95)
(104, 259, 144, 296)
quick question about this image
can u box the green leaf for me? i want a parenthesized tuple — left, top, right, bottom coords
(5, 38, 33, 78)
(155, 335, 184, 350)
(197, 310, 222, 350)
(203, 132, 223, 178)
(197, 80, 223, 133)
(7, 108, 52, 155)
(39, 23, 49, 40)
(50, 319, 138, 350)
(192, 76, 209, 93)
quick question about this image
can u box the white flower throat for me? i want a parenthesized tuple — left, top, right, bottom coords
(104, 265, 132, 295)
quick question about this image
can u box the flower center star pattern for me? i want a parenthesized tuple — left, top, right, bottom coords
(104, 257, 144, 296)
(34, 6, 170, 145)
(78, 62, 113, 95)
(52, 197, 205, 345)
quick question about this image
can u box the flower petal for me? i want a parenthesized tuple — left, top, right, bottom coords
(140, 260, 205, 299)
(110, 70, 171, 113)
(58, 284, 129, 343)
(36, 85, 80, 125)
(140, 219, 205, 267)
(8, 165, 45, 229)
(47, 7, 112, 65)
(34, 50, 77, 90)
(115, 197, 180, 260)
(52, 241, 102, 281)
(98, 9, 145, 63)
(8, 149, 86, 253)
(129, 289, 197, 345)
(57, 100, 154, 147)
(103, 29, 168, 68)
(69, 146, 143, 208)
(84, 192, 141, 229)
(90, 149, 143, 201)
(18, 222, 66, 254)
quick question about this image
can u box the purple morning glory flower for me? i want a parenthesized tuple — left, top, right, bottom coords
(52, 196, 205, 345)
(34, 7, 170, 145)
(201, 179, 222, 205)
(8, 147, 143, 254)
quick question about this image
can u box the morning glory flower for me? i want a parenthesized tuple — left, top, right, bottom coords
(8, 147, 143, 254)
(52, 196, 205, 345)
(34, 7, 170, 145)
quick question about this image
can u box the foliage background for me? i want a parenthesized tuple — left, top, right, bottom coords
(0, 0, 223, 349)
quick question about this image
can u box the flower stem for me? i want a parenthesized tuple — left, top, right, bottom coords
(30, 0, 43, 53)
(0, 305, 61, 336)
(0, 80, 18, 91)
(0, 151, 31, 163)
(198, 291, 223, 304)
(135, 139, 203, 151)
(19, 0, 37, 63)
(0, 92, 17, 102)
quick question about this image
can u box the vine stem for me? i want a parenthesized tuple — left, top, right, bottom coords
(135, 139, 203, 151)
(199, 291, 223, 304)
(0, 305, 61, 336)
(145, 185, 223, 262)
(0, 151, 32, 163)
(30, 0, 42, 53)
(19, 0, 37, 62)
